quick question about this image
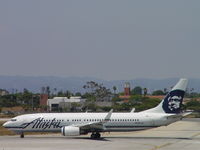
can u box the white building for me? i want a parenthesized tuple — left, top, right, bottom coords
(0, 89, 9, 96)
(47, 96, 86, 111)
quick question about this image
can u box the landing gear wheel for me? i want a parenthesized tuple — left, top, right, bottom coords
(20, 133, 24, 138)
(91, 133, 96, 139)
(96, 132, 101, 138)
(91, 132, 101, 139)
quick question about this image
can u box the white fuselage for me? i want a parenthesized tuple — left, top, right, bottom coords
(3, 112, 180, 133)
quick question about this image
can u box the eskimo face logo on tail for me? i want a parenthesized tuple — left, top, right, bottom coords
(168, 96, 182, 111)
(162, 90, 185, 113)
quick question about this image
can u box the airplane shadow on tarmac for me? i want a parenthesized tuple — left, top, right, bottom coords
(65, 136, 192, 142)
(17, 135, 193, 142)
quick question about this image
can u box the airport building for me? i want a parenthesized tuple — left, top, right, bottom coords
(47, 96, 86, 111)
(0, 89, 9, 96)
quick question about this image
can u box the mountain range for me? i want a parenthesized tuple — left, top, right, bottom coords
(0, 75, 199, 94)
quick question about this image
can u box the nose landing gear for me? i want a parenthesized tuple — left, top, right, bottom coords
(20, 132, 24, 138)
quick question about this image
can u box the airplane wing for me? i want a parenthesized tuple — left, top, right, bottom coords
(71, 109, 113, 131)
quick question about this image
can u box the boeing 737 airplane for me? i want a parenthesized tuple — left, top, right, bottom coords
(3, 78, 190, 139)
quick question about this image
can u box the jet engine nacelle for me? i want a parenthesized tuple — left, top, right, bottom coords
(61, 126, 80, 136)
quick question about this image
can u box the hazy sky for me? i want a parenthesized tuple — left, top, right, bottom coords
(0, 0, 199, 80)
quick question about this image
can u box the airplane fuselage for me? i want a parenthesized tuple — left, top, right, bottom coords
(4, 112, 180, 134)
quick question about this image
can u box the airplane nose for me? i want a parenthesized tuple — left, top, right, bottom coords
(3, 122, 9, 128)
(3, 122, 6, 127)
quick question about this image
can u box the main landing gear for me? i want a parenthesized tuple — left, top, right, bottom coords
(91, 132, 101, 139)
(20, 132, 24, 138)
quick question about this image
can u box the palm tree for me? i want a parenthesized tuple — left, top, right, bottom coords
(54, 88, 57, 96)
(143, 88, 147, 96)
(113, 86, 117, 94)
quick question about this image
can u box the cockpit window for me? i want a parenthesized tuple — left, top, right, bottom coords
(11, 119, 17, 121)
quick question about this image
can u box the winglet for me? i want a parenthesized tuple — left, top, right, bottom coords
(130, 108, 135, 113)
(104, 109, 113, 121)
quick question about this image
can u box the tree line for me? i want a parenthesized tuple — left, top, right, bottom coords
(0, 81, 200, 113)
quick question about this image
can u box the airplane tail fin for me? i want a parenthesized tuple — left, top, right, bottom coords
(143, 78, 188, 114)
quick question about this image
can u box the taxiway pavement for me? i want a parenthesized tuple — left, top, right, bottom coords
(0, 118, 200, 150)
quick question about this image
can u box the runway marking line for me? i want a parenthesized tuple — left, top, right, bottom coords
(149, 143, 172, 150)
